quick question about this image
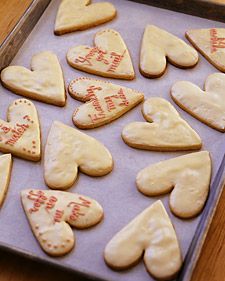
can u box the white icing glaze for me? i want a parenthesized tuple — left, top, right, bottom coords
(1, 51, 66, 106)
(69, 77, 144, 128)
(44, 121, 113, 189)
(0, 154, 12, 207)
(171, 72, 225, 132)
(21, 189, 103, 256)
(67, 29, 135, 80)
(104, 200, 182, 280)
(122, 97, 202, 151)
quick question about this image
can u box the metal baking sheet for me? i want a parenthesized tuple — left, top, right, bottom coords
(0, 1, 224, 281)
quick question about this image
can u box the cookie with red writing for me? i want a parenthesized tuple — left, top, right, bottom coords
(0, 154, 12, 207)
(69, 77, 144, 129)
(140, 25, 198, 78)
(186, 28, 225, 72)
(44, 121, 113, 189)
(67, 29, 135, 80)
(1, 51, 66, 106)
(54, 0, 116, 35)
(0, 99, 41, 161)
(21, 189, 103, 256)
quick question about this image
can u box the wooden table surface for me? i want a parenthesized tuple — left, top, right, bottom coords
(0, 1, 225, 281)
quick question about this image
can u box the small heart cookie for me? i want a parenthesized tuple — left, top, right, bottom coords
(21, 189, 103, 256)
(69, 77, 144, 128)
(186, 28, 225, 72)
(0, 99, 41, 161)
(140, 25, 198, 78)
(54, 0, 116, 35)
(136, 151, 211, 218)
(44, 121, 113, 189)
(1, 51, 66, 106)
(122, 98, 202, 151)
(0, 154, 12, 207)
(67, 29, 135, 80)
(104, 200, 182, 280)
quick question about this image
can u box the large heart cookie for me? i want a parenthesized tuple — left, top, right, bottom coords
(104, 200, 182, 280)
(186, 28, 225, 72)
(21, 189, 103, 256)
(69, 77, 144, 128)
(1, 52, 66, 106)
(122, 98, 202, 151)
(0, 154, 12, 207)
(136, 151, 211, 218)
(140, 25, 198, 78)
(67, 29, 135, 80)
(54, 0, 116, 35)
(0, 99, 41, 161)
(44, 121, 113, 189)
(171, 73, 225, 132)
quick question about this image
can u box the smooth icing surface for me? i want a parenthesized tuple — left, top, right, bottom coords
(140, 25, 198, 77)
(21, 189, 103, 256)
(171, 72, 225, 132)
(44, 121, 113, 189)
(122, 97, 202, 151)
(104, 200, 182, 280)
(1, 51, 66, 106)
(136, 151, 211, 218)
(67, 29, 135, 80)
(0, 154, 12, 207)
(0, 99, 41, 161)
(69, 77, 144, 128)
(54, 0, 116, 35)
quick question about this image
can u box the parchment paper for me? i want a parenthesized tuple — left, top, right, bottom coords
(0, 1, 225, 280)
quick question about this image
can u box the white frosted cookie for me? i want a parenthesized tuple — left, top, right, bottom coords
(140, 25, 198, 78)
(104, 200, 182, 280)
(0, 154, 12, 207)
(122, 98, 202, 151)
(54, 0, 116, 35)
(186, 28, 225, 72)
(44, 121, 113, 189)
(69, 77, 144, 128)
(171, 73, 225, 132)
(67, 29, 135, 80)
(136, 151, 211, 218)
(21, 189, 103, 256)
(1, 51, 66, 106)
(0, 99, 41, 161)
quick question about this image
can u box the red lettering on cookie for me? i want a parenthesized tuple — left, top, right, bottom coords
(75, 47, 109, 67)
(118, 88, 129, 106)
(88, 112, 106, 123)
(67, 196, 91, 221)
(5, 123, 30, 146)
(104, 96, 116, 112)
(107, 50, 126, 73)
(210, 28, 225, 53)
(46, 196, 57, 211)
(27, 190, 47, 214)
(54, 209, 64, 223)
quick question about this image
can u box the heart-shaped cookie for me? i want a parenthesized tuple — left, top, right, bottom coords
(104, 200, 182, 280)
(122, 97, 202, 151)
(54, 0, 116, 35)
(171, 73, 225, 132)
(136, 151, 211, 218)
(1, 51, 66, 106)
(44, 121, 113, 189)
(67, 29, 135, 80)
(21, 189, 103, 256)
(0, 154, 12, 207)
(0, 99, 41, 161)
(140, 25, 199, 78)
(69, 77, 144, 128)
(186, 28, 225, 72)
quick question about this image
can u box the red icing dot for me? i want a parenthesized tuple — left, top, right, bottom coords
(32, 141, 36, 144)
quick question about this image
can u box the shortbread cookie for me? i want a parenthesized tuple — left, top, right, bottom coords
(122, 98, 202, 151)
(0, 154, 12, 207)
(104, 200, 182, 280)
(137, 151, 211, 218)
(67, 29, 135, 80)
(1, 51, 66, 106)
(69, 77, 144, 128)
(21, 189, 103, 256)
(44, 121, 113, 189)
(0, 99, 41, 161)
(54, 0, 116, 35)
(186, 28, 225, 72)
(171, 73, 225, 132)
(140, 25, 198, 78)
